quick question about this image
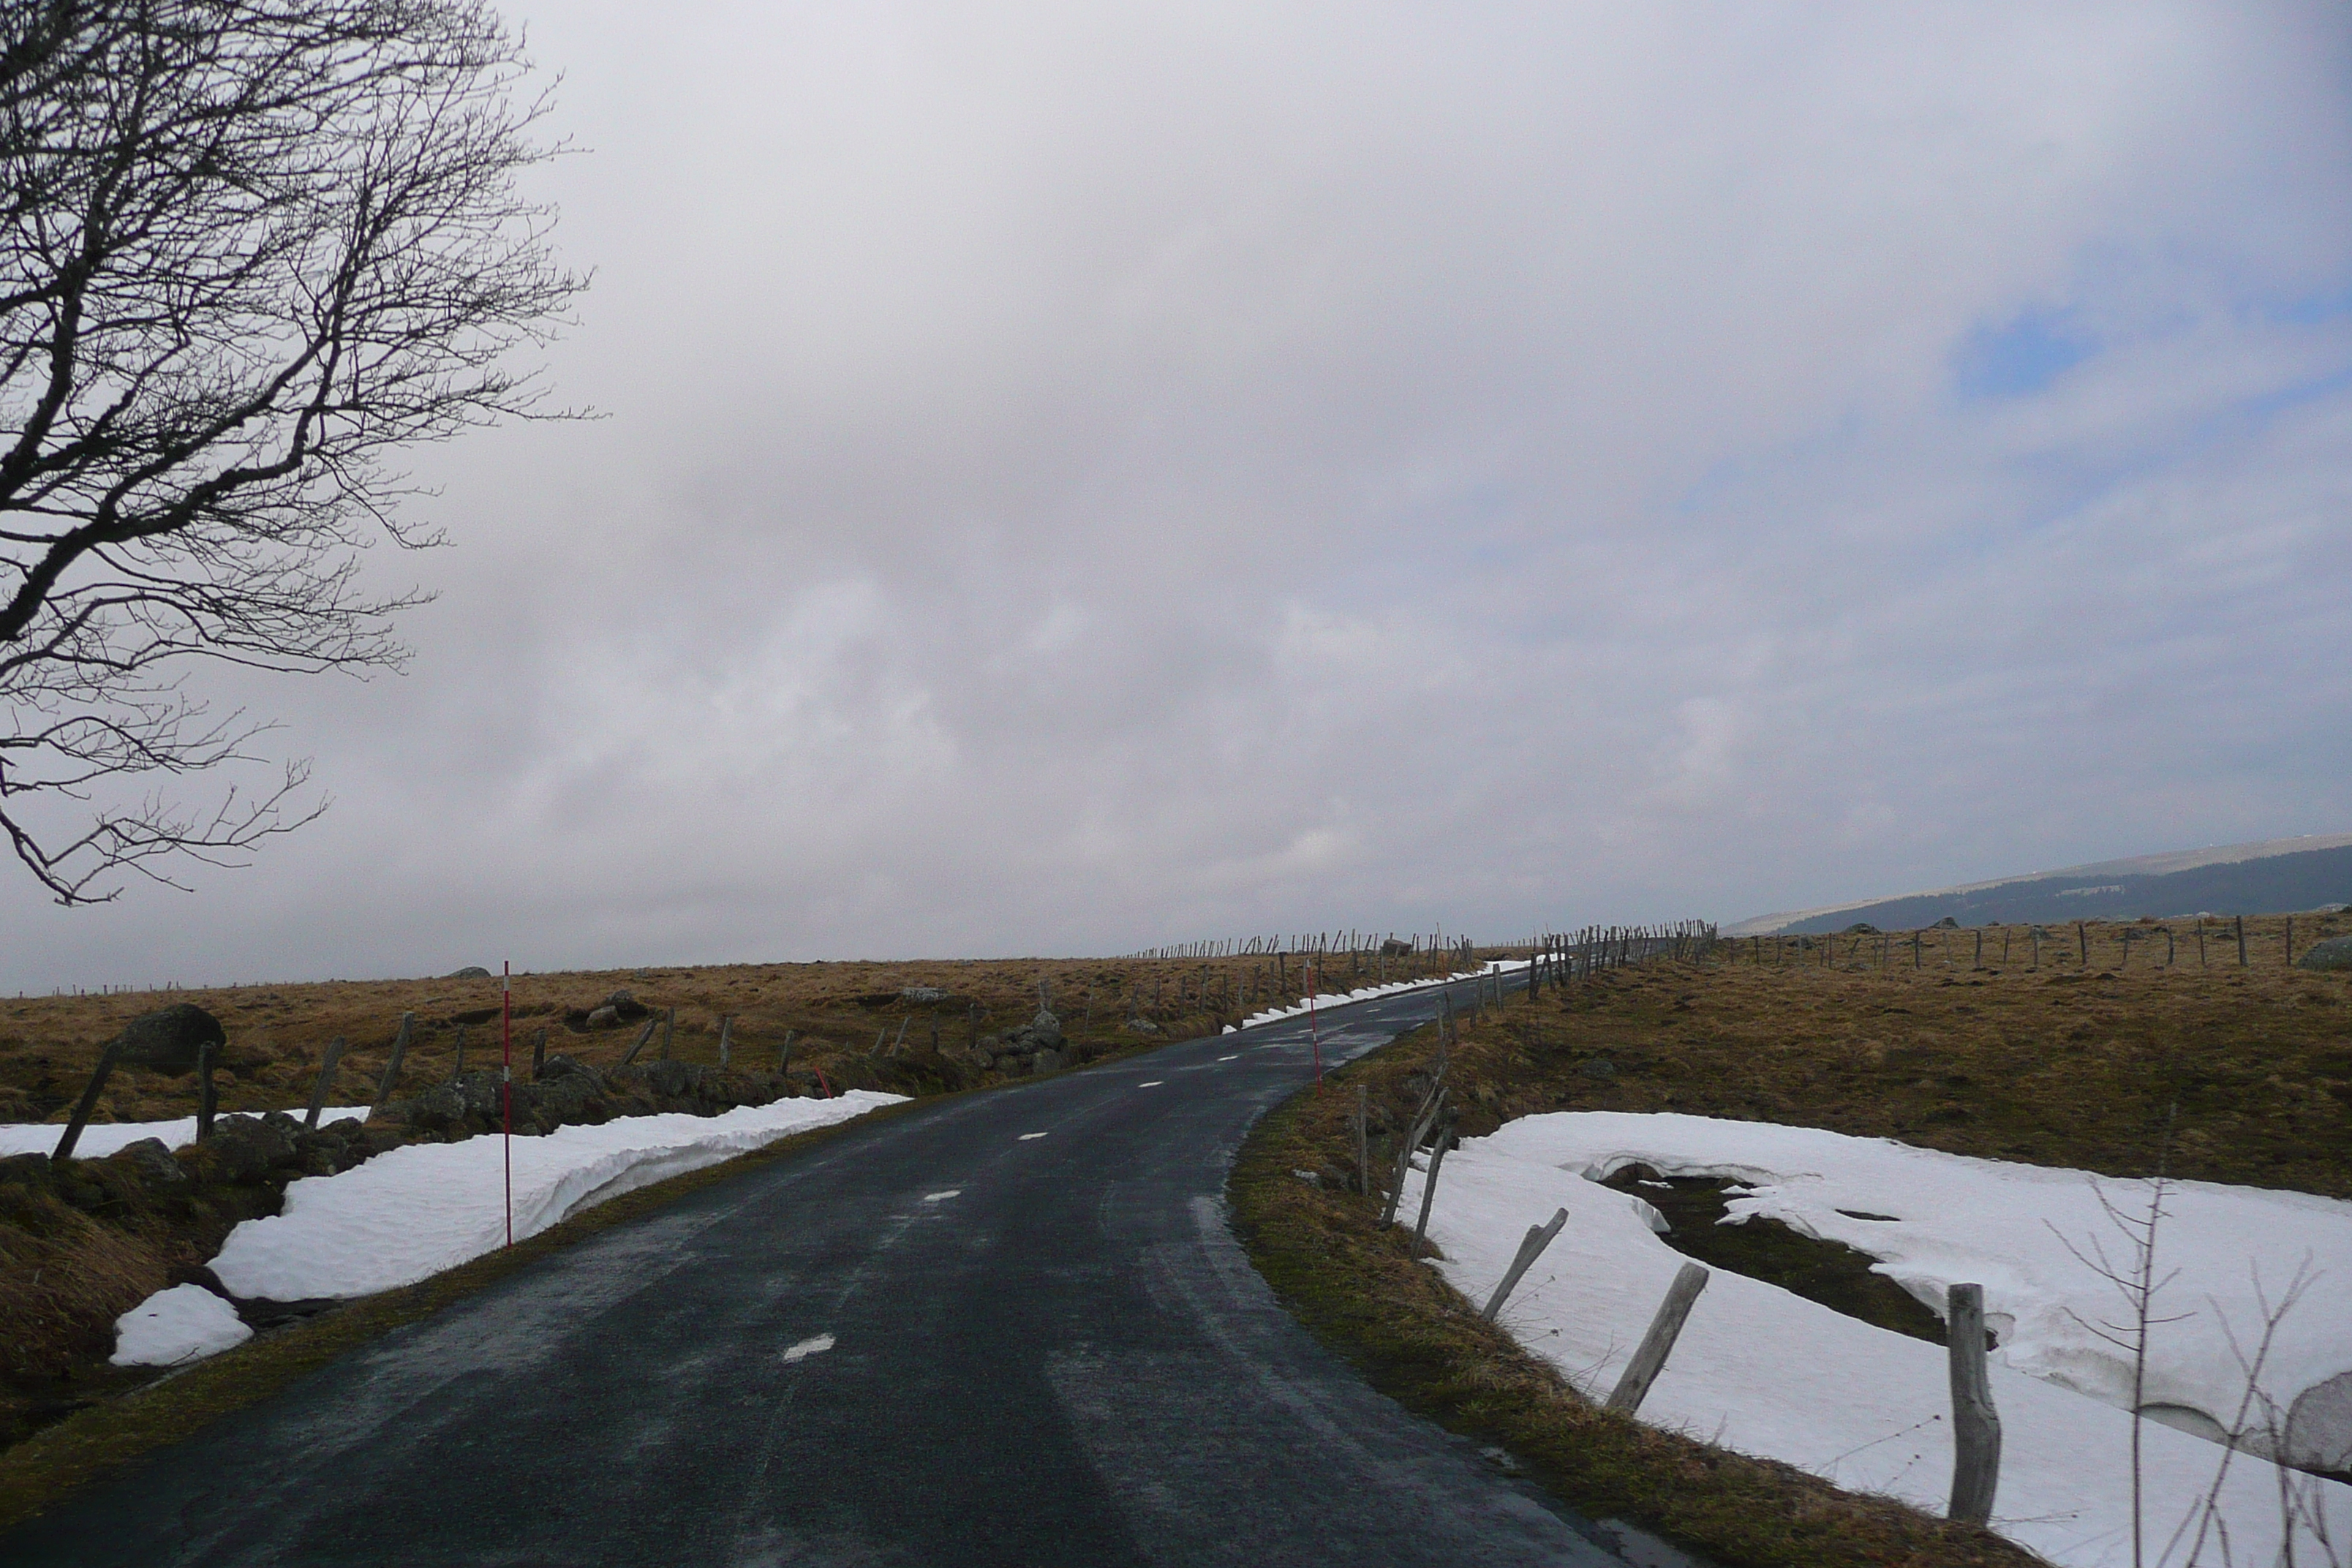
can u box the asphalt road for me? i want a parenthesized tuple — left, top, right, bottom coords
(9, 973, 1661, 1567)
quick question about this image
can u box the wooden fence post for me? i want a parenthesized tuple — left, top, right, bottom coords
(718, 1014, 734, 1068)
(659, 1007, 676, 1060)
(1411, 1118, 1456, 1253)
(622, 1015, 658, 1065)
(2236, 914, 2247, 967)
(195, 1038, 219, 1141)
(365, 1014, 414, 1121)
(304, 1036, 348, 1130)
(1354, 1083, 1371, 1199)
(51, 1041, 124, 1162)
(2077, 921, 2088, 968)
(1606, 1262, 1711, 1415)
(780, 1029, 796, 1075)
(1948, 1283, 2001, 1523)
(532, 1028, 547, 1079)
(1482, 1207, 1569, 1322)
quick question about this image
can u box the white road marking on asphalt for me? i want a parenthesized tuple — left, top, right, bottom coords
(1019, 1132, 1049, 1141)
(1215, 1055, 1237, 1062)
(1138, 1081, 1164, 1088)
(781, 1334, 835, 1363)
(922, 1190, 961, 1202)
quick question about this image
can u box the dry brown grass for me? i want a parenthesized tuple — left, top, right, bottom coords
(0, 951, 1396, 1126)
(1480, 914, 2352, 1194)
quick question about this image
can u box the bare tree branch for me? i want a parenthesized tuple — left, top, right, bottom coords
(0, 0, 584, 902)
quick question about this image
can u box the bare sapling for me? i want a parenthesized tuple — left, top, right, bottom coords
(2049, 1109, 2187, 1568)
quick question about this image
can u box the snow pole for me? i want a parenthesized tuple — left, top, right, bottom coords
(502, 961, 513, 1248)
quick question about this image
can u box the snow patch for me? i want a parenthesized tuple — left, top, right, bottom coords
(1404, 1113, 2352, 1565)
(109, 1283, 252, 1368)
(1, 1109, 371, 1159)
(206, 1091, 902, 1303)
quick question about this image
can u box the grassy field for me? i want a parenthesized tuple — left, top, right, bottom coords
(0, 949, 1435, 1127)
(1231, 913, 2351, 1568)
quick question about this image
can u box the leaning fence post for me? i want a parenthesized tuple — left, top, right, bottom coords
(366, 1013, 414, 1120)
(622, 1014, 657, 1065)
(53, 1040, 124, 1163)
(1482, 1207, 1569, 1321)
(1607, 1262, 1710, 1414)
(304, 1036, 347, 1130)
(717, 1014, 734, 1068)
(1411, 1120, 1456, 1253)
(1948, 1282, 2001, 1523)
(196, 1038, 219, 1141)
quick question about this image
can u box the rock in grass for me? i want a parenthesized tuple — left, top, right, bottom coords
(112, 1137, 187, 1187)
(114, 1002, 227, 1076)
(2293, 935, 2352, 972)
(448, 965, 493, 979)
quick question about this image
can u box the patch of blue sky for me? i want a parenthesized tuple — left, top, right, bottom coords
(2272, 286, 2352, 326)
(1950, 307, 2098, 401)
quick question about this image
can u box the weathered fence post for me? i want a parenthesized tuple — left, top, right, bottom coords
(1947, 1282, 2001, 1523)
(622, 1015, 658, 1065)
(1482, 1207, 1569, 1322)
(718, 1014, 734, 1068)
(52, 1041, 125, 1162)
(2236, 914, 2247, 967)
(780, 1029, 796, 1075)
(195, 1037, 220, 1141)
(532, 1028, 548, 1079)
(304, 1036, 347, 1130)
(659, 1007, 676, 1060)
(366, 1014, 414, 1121)
(1354, 1083, 1371, 1199)
(1411, 1118, 1457, 1253)
(1606, 1262, 1711, 1415)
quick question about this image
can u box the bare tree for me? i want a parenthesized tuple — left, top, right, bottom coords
(1, 0, 582, 902)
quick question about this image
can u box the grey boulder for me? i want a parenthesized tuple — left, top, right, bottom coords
(114, 1003, 228, 1076)
(2293, 935, 2352, 972)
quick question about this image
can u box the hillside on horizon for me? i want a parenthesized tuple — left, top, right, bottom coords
(1727, 833, 2352, 935)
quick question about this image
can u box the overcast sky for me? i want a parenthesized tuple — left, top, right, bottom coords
(6, 1, 2349, 990)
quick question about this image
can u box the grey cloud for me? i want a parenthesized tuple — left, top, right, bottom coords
(4, 1, 2348, 988)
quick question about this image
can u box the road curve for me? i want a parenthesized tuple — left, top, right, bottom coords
(7, 975, 1645, 1567)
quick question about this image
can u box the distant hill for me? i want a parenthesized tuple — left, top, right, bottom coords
(1726, 833, 2352, 935)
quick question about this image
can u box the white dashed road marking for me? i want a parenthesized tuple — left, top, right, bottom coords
(1215, 1055, 1237, 1062)
(781, 1334, 835, 1363)
(923, 1190, 961, 1202)
(1019, 1132, 1049, 1141)
(1139, 1081, 1163, 1088)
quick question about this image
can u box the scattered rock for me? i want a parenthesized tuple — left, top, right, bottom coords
(447, 965, 493, 979)
(111, 1137, 188, 1188)
(114, 1003, 228, 1077)
(1292, 1169, 1322, 1186)
(1844, 922, 1878, 935)
(601, 990, 649, 1022)
(2293, 935, 2352, 973)
(1932, 916, 1959, 929)
(1123, 1017, 1161, 1035)
(1579, 1057, 1618, 1080)
(198, 1113, 302, 1183)
(900, 986, 947, 1003)
(585, 1006, 620, 1029)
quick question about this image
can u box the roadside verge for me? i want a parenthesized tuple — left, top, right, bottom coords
(1226, 1029, 2038, 1568)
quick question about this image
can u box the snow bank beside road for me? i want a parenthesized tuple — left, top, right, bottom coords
(109, 1091, 902, 1368)
(211, 1090, 904, 1301)
(1406, 1115, 2352, 1566)
(1478, 1112, 2352, 1454)
(1, 1109, 371, 1159)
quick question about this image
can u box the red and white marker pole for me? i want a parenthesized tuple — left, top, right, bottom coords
(502, 961, 513, 1248)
